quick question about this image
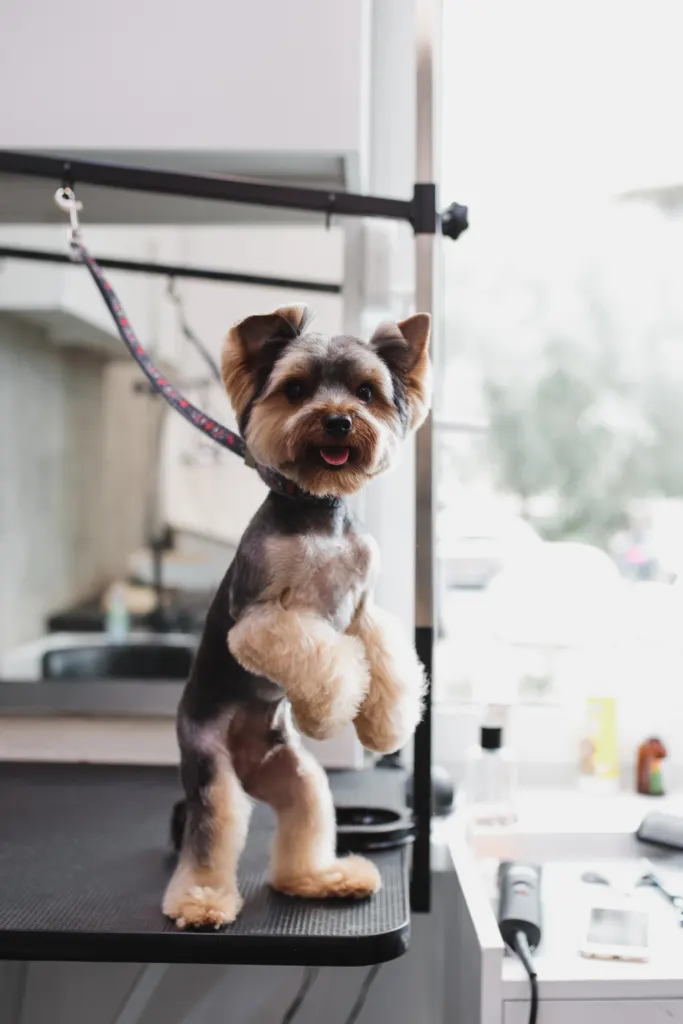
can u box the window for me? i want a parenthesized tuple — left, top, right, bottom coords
(436, 0, 683, 726)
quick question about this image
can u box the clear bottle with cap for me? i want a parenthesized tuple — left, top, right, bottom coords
(464, 707, 518, 825)
(105, 582, 130, 643)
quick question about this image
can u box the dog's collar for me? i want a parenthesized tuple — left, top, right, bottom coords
(256, 464, 342, 508)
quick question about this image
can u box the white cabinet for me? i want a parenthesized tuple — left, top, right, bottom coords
(445, 805, 683, 1024)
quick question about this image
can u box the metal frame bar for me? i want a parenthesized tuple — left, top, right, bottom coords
(411, 0, 442, 915)
(0, 244, 341, 294)
(0, 150, 415, 225)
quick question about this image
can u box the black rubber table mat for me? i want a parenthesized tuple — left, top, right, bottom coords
(0, 763, 410, 966)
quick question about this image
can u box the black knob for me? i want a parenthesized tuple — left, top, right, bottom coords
(324, 414, 352, 437)
(441, 201, 469, 241)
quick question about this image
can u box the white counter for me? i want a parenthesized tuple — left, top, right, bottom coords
(445, 788, 683, 1024)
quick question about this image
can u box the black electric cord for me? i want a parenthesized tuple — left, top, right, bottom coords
(342, 964, 382, 1024)
(278, 967, 320, 1024)
(512, 931, 539, 1024)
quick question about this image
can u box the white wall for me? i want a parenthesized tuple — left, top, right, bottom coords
(0, 225, 171, 345)
(0, 316, 107, 650)
(0, 0, 370, 164)
(0, 306, 176, 651)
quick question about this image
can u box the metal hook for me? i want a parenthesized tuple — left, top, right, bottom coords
(325, 193, 336, 230)
(54, 186, 83, 250)
(166, 275, 179, 304)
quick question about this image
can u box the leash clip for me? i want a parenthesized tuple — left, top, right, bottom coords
(54, 186, 83, 255)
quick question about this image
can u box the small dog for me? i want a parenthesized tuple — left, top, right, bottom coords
(163, 305, 431, 929)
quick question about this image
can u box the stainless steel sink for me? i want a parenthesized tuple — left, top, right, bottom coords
(41, 633, 197, 680)
(0, 631, 197, 682)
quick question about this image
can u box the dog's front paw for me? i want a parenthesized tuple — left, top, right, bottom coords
(354, 673, 424, 753)
(163, 885, 243, 930)
(291, 634, 370, 739)
(352, 607, 426, 753)
(272, 855, 381, 900)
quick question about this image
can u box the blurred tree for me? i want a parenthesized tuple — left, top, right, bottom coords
(482, 337, 653, 545)
(441, 207, 683, 551)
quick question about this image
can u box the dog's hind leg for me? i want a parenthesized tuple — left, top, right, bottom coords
(246, 739, 381, 900)
(163, 741, 251, 929)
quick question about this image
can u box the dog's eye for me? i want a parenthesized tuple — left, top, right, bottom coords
(284, 379, 305, 403)
(356, 383, 373, 403)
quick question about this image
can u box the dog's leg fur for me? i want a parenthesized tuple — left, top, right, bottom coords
(350, 602, 426, 753)
(163, 745, 252, 929)
(246, 738, 381, 898)
(228, 604, 370, 740)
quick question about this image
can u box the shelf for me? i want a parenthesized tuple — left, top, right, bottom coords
(0, 762, 410, 966)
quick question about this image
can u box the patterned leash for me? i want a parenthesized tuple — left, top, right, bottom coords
(54, 186, 328, 504)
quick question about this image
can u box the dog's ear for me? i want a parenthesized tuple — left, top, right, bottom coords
(370, 313, 432, 429)
(222, 305, 313, 417)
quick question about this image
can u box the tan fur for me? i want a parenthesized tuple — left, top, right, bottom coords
(272, 305, 313, 334)
(246, 739, 381, 898)
(396, 313, 432, 429)
(221, 329, 254, 419)
(221, 305, 430, 496)
(350, 601, 427, 753)
(405, 352, 432, 430)
(221, 304, 312, 418)
(162, 757, 252, 929)
(228, 604, 369, 739)
(371, 313, 432, 430)
(247, 396, 396, 497)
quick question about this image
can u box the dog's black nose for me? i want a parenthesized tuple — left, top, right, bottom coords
(324, 414, 352, 437)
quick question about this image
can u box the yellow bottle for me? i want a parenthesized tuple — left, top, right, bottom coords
(579, 696, 619, 793)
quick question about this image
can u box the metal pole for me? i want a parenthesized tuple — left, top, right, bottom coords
(0, 244, 341, 295)
(411, 0, 442, 914)
(0, 150, 414, 224)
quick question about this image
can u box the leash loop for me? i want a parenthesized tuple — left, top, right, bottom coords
(54, 186, 83, 251)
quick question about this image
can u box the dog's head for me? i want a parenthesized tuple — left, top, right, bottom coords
(222, 305, 431, 497)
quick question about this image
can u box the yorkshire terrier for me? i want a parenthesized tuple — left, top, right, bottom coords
(163, 304, 431, 929)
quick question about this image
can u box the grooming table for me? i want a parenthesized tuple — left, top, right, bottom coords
(0, 763, 410, 966)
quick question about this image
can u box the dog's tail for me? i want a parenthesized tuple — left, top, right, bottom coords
(170, 799, 187, 852)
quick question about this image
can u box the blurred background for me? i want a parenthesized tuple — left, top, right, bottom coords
(2, 0, 683, 784)
(434, 0, 683, 781)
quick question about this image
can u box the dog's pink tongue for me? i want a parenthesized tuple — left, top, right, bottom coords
(320, 447, 350, 466)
